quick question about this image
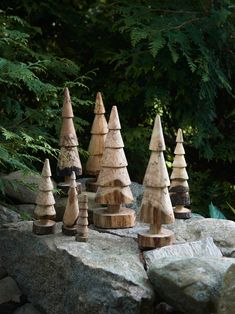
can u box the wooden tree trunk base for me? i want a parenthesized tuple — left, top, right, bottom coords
(93, 207, 136, 229)
(85, 178, 98, 193)
(33, 219, 56, 235)
(174, 207, 192, 219)
(75, 234, 88, 242)
(57, 181, 82, 195)
(62, 224, 78, 236)
(138, 228, 174, 250)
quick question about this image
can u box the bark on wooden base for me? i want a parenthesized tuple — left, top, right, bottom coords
(57, 181, 82, 195)
(138, 228, 174, 250)
(174, 208, 192, 219)
(62, 224, 78, 236)
(93, 207, 136, 229)
(85, 178, 98, 193)
(32, 219, 56, 235)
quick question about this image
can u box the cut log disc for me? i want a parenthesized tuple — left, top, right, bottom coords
(93, 207, 136, 229)
(174, 207, 192, 219)
(32, 219, 56, 235)
(62, 224, 78, 236)
(138, 228, 174, 250)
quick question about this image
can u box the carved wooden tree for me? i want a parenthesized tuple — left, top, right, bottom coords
(33, 159, 56, 235)
(138, 115, 175, 249)
(62, 171, 80, 235)
(86, 92, 108, 192)
(93, 106, 136, 229)
(169, 128, 191, 219)
(57, 87, 82, 193)
(76, 193, 89, 242)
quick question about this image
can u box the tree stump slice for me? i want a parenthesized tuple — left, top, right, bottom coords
(57, 181, 82, 195)
(75, 234, 88, 242)
(93, 207, 136, 229)
(62, 224, 78, 236)
(33, 219, 56, 235)
(85, 178, 98, 193)
(138, 228, 174, 250)
(174, 207, 192, 219)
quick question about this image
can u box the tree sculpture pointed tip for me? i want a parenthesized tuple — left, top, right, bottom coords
(62, 87, 74, 118)
(149, 114, 166, 151)
(70, 171, 77, 188)
(94, 92, 105, 114)
(108, 106, 121, 130)
(42, 158, 52, 177)
(176, 128, 184, 143)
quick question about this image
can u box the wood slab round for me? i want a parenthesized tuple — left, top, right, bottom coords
(62, 224, 78, 236)
(85, 178, 98, 193)
(174, 207, 192, 219)
(33, 219, 56, 235)
(75, 234, 88, 242)
(93, 207, 136, 229)
(138, 228, 174, 250)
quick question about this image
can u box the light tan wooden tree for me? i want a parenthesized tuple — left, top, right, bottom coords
(62, 171, 80, 235)
(57, 87, 82, 193)
(86, 92, 108, 192)
(169, 128, 191, 219)
(33, 159, 56, 235)
(138, 115, 175, 249)
(93, 106, 135, 229)
(76, 193, 89, 242)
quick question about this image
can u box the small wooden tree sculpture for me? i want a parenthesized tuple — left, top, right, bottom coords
(57, 87, 82, 194)
(76, 193, 89, 242)
(33, 159, 56, 235)
(138, 115, 175, 250)
(86, 92, 108, 192)
(169, 128, 191, 219)
(62, 171, 79, 235)
(93, 106, 135, 229)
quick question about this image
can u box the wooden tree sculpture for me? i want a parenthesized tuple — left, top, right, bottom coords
(93, 106, 136, 229)
(76, 193, 89, 242)
(86, 92, 108, 192)
(169, 128, 191, 219)
(62, 171, 79, 235)
(138, 115, 175, 250)
(33, 159, 56, 235)
(57, 87, 82, 194)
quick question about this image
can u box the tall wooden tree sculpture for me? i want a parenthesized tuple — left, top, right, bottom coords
(76, 193, 89, 242)
(57, 87, 82, 194)
(33, 159, 56, 235)
(62, 171, 79, 236)
(169, 128, 191, 219)
(138, 115, 175, 250)
(86, 92, 108, 192)
(93, 106, 135, 229)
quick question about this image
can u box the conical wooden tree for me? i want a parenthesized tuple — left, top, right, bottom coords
(62, 171, 80, 235)
(76, 193, 89, 242)
(169, 129, 191, 219)
(57, 87, 82, 193)
(138, 115, 175, 250)
(93, 106, 135, 229)
(86, 92, 108, 192)
(33, 159, 56, 235)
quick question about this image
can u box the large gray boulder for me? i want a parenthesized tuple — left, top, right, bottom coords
(217, 263, 235, 314)
(0, 222, 155, 314)
(0, 205, 21, 226)
(143, 237, 222, 269)
(148, 257, 235, 314)
(13, 303, 43, 314)
(0, 276, 22, 304)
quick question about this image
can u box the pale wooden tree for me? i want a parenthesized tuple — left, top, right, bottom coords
(33, 159, 56, 235)
(86, 92, 108, 192)
(93, 106, 135, 229)
(62, 172, 80, 235)
(76, 193, 89, 242)
(138, 115, 175, 249)
(57, 87, 82, 193)
(169, 128, 191, 219)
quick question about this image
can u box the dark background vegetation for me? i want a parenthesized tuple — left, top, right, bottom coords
(0, 0, 234, 218)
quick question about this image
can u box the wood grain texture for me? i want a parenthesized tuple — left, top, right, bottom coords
(63, 172, 79, 227)
(76, 193, 89, 242)
(149, 115, 166, 151)
(138, 227, 174, 250)
(93, 207, 136, 228)
(95, 186, 133, 204)
(32, 219, 56, 235)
